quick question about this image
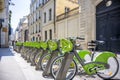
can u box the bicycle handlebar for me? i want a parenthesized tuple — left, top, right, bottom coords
(67, 37, 85, 41)
(76, 37, 85, 40)
(89, 40, 105, 45)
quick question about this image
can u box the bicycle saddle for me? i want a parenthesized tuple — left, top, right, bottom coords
(90, 40, 105, 45)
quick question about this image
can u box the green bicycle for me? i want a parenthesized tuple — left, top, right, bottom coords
(51, 37, 119, 80)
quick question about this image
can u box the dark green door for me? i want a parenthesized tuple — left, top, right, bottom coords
(96, 0, 120, 53)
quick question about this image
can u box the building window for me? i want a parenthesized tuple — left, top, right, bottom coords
(39, 10, 41, 19)
(33, 36, 35, 41)
(65, 7, 70, 13)
(45, 31, 47, 40)
(36, 37, 38, 42)
(49, 8, 52, 21)
(44, 12, 46, 23)
(36, 13, 37, 21)
(49, 29, 52, 40)
(33, 27, 34, 34)
(39, 37, 41, 41)
(39, 0, 41, 6)
(42, 0, 44, 5)
(36, 25, 37, 33)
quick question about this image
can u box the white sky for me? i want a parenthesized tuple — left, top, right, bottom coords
(9, 0, 30, 32)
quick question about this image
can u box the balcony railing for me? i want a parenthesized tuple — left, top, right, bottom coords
(56, 7, 79, 21)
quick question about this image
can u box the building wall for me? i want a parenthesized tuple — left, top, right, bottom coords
(28, 0, 105, 50)
(0, 0, 4, 12)
(21, 23, 28, 42)
(41, 0, 79, 41)
(55, 0, 103, 49)
(77, 0, 103, 49)
(29, 0, 41, 42)
(41, 0, 54, 41)
(42, 23, 54, 40)
(14, 31, 19, 41)
(0, 0, 9, 47)
(56, 0, 79, 15)
(15, 17, 29, 42)
(56, 14, 79, 39)
(28, 0, 103, 49)
(41, 0, 54, 26)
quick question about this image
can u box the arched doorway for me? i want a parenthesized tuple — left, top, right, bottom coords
(96, 0, 120, 53)
(24, 30, 29, 42)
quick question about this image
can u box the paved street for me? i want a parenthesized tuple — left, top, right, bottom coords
(0, 47, 120, 80)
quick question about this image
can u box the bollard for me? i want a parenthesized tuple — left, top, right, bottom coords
(55, 52, 74, 80)
(42, 50, 59, 77)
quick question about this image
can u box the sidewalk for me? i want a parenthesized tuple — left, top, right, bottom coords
(0, 48, 26, 80)
(0, 47, 120, 80)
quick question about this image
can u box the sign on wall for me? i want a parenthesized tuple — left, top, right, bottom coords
(2, 27, 7, 32)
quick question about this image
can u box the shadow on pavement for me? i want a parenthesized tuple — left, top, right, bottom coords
(77, 72, 96, 78)
(77, 69, 120, 80)
(0, 48, 14, 61)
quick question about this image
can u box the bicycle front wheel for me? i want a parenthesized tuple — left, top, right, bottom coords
(50, 56, 77, 80)
(40, 53, 51, 71)
(97, 57, 119, 79)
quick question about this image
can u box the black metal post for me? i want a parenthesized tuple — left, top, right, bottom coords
(55, 52, 74, 80)
(42, 50, 59, 77)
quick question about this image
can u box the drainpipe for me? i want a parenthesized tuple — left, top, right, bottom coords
(54, 0, 56, 39)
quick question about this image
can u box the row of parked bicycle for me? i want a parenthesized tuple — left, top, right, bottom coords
(14, 37, 119, 80)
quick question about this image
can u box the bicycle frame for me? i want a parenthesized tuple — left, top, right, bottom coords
(71, 39, 116, 75)
(52, 38, 118, 80)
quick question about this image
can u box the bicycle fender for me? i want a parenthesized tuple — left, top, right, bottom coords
(94, 52, 116, 63)
(78, 50, 91, 60)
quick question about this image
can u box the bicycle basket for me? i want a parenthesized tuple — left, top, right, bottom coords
(60, 39, 73, 53)
(40, 41, 48, 50)
(48, 40, 58, 51)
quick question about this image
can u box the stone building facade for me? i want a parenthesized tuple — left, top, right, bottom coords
(29, 0, 79, 41)
(28, 0, 120, 51)
(15, 17, 29, 42)
(78, 0, 120, 51)
(0, 0, 9, 47)
(28, 0, 41, 42)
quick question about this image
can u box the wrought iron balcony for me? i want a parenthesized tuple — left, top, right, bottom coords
(56, 7, 79, 21)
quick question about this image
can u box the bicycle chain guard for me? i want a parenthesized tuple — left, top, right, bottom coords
(83, 62, 105, 75)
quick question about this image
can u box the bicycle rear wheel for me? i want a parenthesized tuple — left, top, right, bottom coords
(97, 57, 119, 79)
(50, 56, 77, 80)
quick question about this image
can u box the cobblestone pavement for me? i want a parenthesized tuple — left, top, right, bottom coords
(0, 47, 120, 80)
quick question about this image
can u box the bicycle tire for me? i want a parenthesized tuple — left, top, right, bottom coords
(50, 56, 77, 80)
(97, 57, 119, 79)
(40, 53, 51, 71)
